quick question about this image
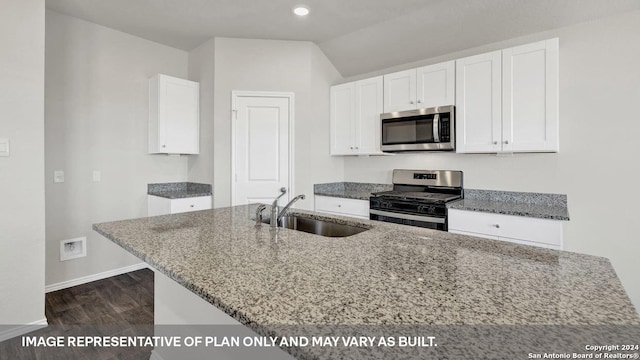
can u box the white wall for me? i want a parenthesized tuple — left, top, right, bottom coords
(44, 11, 189, 286)
(188, 37, 344, 210)
(0, 0, 46, 325)
(187, 39, 215, 184)
(342, 10, 640, 312)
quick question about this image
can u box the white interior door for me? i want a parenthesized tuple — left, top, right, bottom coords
(233, 93, 292, 205)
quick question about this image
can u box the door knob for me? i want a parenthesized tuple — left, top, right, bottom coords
(493, 141, 498, 145)
(409, 101, 415, 104)
(504, 140, 509, 144)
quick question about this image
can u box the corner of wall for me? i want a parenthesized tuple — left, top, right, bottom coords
(187, 38, 216, 186)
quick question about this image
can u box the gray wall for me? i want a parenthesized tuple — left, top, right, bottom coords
(0, 0, 46, 325)
(342, 10, 640, 312)
(188, 37, 344, 210)
(44, 11, 189, 286)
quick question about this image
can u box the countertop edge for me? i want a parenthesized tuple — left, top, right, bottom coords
(447, 203, 570, 221)
(314, 192, 371, 201)
(147, 192, 213, 199)
(91, 220, 311, 360)
(91, 206, 639, 359)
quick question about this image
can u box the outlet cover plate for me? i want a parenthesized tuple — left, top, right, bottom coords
(54, 170, 64, 183)
(60, 237, 87, 261)
(0, 138, 9, 157)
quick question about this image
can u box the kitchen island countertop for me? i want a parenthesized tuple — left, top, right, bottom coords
(93, 205, 637, 357)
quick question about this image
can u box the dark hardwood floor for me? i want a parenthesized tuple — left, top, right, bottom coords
(0, 269, 154, 359)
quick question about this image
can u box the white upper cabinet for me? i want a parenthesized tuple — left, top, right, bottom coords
(455, 51, 503, 153)
(383, 60, 455, 113)
(330, 76, 384, 156)
(149, 74, 200, 154)
(383, 69, 416, 113)
(330, 82, 355, 155)
(354, 77, 384, 154)
(502, 38, 559, 152)
(416, 61, 456, 109)
(456, 38, 559, 153)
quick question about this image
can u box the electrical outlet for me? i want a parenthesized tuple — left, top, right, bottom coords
(0, 138, 9, 157)
(60, 237, 86, 261)
(54, 170, 64, 183)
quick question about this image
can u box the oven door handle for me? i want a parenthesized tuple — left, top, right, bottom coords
(370, 209, 445, 224)
(432, 113, 440, 143)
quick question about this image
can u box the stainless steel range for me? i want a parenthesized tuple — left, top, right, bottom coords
(369, 169, 463, 231)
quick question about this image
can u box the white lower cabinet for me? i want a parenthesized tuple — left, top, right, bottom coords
(315, 196, 369, 220)
(448, 209, 563, 250)
(147, 195, 212, 216)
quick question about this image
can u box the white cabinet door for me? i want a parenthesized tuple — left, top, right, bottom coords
(503, 38, 559, 152)
(354, 76, 383, 154)
(448, 209, 563, 250)
(383, 69, 416, 113)
(315, 196, 369, 219)
(416, 60, 455, 108)
(455, 51, 502, 153)
(330, 77, 384, 156)
(149, 74, 200, 154)
(330, 82, 356, 155)
(170, 196, 212, 214)
(148, 195, 212, 216)
(456, 38, 559, 154)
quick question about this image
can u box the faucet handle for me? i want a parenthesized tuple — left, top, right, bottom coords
(279, 187, 286, 194)
(255, 204, 267, 226)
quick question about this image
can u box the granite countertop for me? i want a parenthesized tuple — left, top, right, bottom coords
(94, 205, 636, 335)
(314, 182, 392, 200)
(314, 183, 570, 221)
(448, 189, 570, 221)
(147, 182, 212, 199)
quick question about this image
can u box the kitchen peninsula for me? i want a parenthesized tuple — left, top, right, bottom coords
(93, 205, 640, 359)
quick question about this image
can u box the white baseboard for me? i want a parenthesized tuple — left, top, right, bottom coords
(45, 263, 149, 293)
(0, 318, 48, 342)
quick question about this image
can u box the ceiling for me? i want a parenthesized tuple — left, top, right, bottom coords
(46, 0, 640, 77)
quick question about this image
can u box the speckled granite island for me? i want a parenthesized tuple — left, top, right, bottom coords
(93, 205, 639, 359)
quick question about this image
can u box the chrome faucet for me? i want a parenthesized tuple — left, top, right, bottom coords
(270, 187, 287, 227)
(255, 204, 267, 226)
(272, 194, 306, 228)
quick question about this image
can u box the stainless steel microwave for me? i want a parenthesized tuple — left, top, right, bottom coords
(380, 105, 455, 152)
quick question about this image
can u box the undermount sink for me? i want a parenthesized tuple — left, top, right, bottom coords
(262, 214, 369, 237)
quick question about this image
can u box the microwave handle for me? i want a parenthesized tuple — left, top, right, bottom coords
(433, 113, 440, 142)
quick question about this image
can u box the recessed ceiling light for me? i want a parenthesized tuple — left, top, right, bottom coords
(293, 7, 309, 16)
